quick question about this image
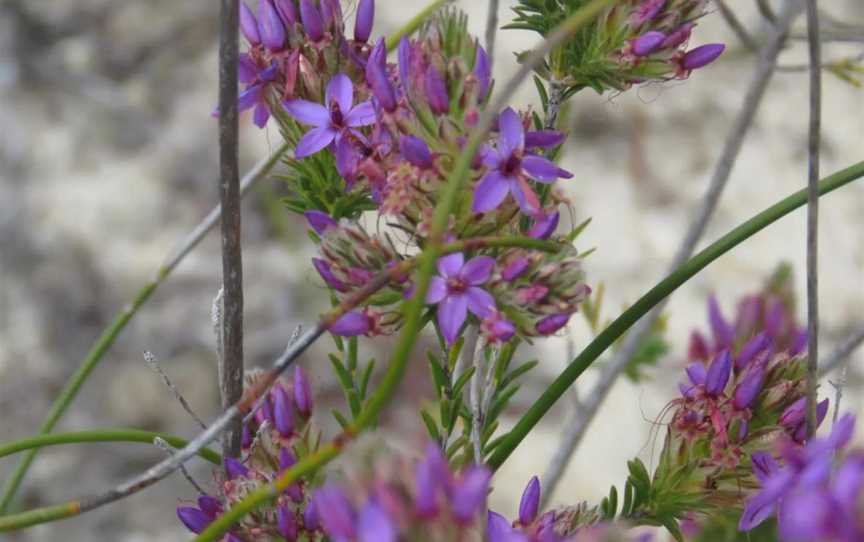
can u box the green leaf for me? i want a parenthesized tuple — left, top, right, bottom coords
(453, 367, 475, 397)
(331, 409, 351, 429)
(421, 410, 442, 442)
(533, 75, 549, 112)
(359, 360, 376, 400)
(501, 360, 539, 389)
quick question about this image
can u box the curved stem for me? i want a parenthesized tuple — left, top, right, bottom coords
(487, 160, 864, 470)
(0, 430, 221, 465)
(0, 145, 289, 514)
(384, 0, 449, 51)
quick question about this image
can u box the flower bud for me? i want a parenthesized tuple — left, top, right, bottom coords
(450, 466, 491, 523)
(536, 313, 570, 335)
(354, 0, 374, 43)
(399, 135, 433, 169)
(424, 64, 450, 114)
(366, 54, 397, 112)
(294, 365, 313, 416)
(313, 258, 348, 292)
(305, 209, 337, 235)
(681, 44, 725, 70)
(299, 0, 324, 41)
(733, 365, 765, 410)
(278, 506, 299, 540)
(330, 311, 371, 336)
(258, 0, 286, 51)
(528, 211, 560, 240)
(177, 507, 212, 534)
(501, 257, 530, 281)
(518, 476, 541, 525)
(314, 485, 357, 537)
(632, 31, 666, 56)
(225, 457, 249, 480)
(272, 384, 295, 437)
(705, 350, 731, 397)
(735, 331, 771, 370)
(275, 0, 298, 25)
(474, 45, 491, 99)
(708, 295, 734, 351)
(240, 2, 262, 45)
(358, 501, 397, 542)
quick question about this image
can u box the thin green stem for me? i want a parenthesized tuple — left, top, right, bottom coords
(487, 160, 864, 470)
(0, 430, 221, 465)
(384, 0, 449, 51)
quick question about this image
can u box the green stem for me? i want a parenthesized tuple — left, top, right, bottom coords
(0, 429, 221, 465)
(0, 145, 290, 514)
(487, 160, 864, 470)
(384, 0, 449, 51)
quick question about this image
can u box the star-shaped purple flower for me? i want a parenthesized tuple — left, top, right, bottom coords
(426, 253, 497, 345)
(473, 107, 572, 217)
(283, 73, 376, 158)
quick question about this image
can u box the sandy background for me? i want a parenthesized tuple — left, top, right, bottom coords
(1, 1, 862, 540)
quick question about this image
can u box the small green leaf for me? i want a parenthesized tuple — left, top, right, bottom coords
(421, 410, 442, 442)
(359, 360, 375, 399)
(331, 409, 350, 429)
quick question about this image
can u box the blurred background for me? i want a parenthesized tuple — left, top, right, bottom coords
(0, 0, 862, 540)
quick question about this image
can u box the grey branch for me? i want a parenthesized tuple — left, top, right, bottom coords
(218, 0, 244, 459)
(818, 325, 864, 377)
(540, 1, 804, 505)
(143, 351, 206, 430)
(803, 0, 822, 438)
(484, 0, 500, 71)
(153, 437, 206, 495)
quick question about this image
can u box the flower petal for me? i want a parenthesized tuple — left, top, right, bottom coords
(295, 126, 337, 158)
(511, 177, 541, 216)
(357, 501, 396, 542)
(525, 130, 566, 149)
(438, 294, 468, 345)
(466, 287, 495, 318)
(437, 253, 464, 278)
(282, 99, 329, 126)
(253, 103, 270, 128)
(326, 73, 354, 113)
(460, 256, 495, 285)
(426, 276, 447, 304)
(522, 154, 568, 183)
(345, 100, 376, 127)
(497, 107, 524, 156)
(472, 171, 510, 213)
(238, 84, 263, 112)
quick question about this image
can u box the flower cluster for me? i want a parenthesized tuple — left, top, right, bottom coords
(176, 367, 320, 540)
(739, 414, 864, 541)
(308, 442, 492, 541)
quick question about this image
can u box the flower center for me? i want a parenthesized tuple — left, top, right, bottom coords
(329, 101, 344, 127)
(446, 276, 467, 293)
(501, 152, 522, 176)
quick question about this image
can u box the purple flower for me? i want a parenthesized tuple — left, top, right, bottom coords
(366, 57, 396, 112)
(272, 383, 295, 436)
(449, 465, 491, 523)
(518, 476, 541, 525)
(354, 0, 374, 43)
(304, 209, 337, 234)
(528, 211, 560, 239)
(357, 501, 397, 542)
(708, 295, 734, 351)
(329, 311, 372, 336)
(536, 313, 570, 335)
(234, 63, 279, 128)
(315, 485, 357, 537)
(294, 365, 313, 416)
(735, 331, 771, 370)
(632, 31, 666, 56)
(474, 45, 491, 99)
(258, 0, 286, 51)
(488, 511, 529, 542)
(240, 1, 262, 45)
(313, 257, 348, 292)
(278, 506, 299, 540)
(425, 64, 450, 114)
(283, 74, 375, 158)
(399, 135, 433, 168)
(177, 506, 213, 534)
(473, 107, 572, 216)
(482, 311, 516, 343)
(225, 457, 249, 480)
(705, 349, 731, 397)
(733, 365, 765, 410)
(299, 0, 325, 41)
(426, 253, 497, 345)
(681, 44, 726, 70)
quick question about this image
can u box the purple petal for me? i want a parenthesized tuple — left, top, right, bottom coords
(735, 331, 771, 370)
(330, 311, 371, 336)
(485, 316, 516, 342)
(414, 454, 440, 517)
(424, 64, 450, 114)
(525, 130, 566, 149)
(438, 293, 468, 345)
(522, 155, 567, 183)
(366, 55, 396, 112)
(502, 258, 530, 281)
(488, 511, 528, 542)
(780, 398, 807, 428)
(253, 103, 270, 128)
(282, 99, 329, 126)
(474, 45, 491, 99)
(312, 257, 347, 291)
(437, 253, 464, 278)
(314, 485, 357, 537)
(630, 0, 665, 26)
(258, 0, 286, 50)
(751, 452, 779, 482)
(240, 2, 261, 44)
(472, 171, 511, 213)
(304, 498, 320, 530)
(663, 22, 694, 49)
(460, 256, 495, 285)
(354, 0, 374, 42)
(326, 73, 354, 113)
(685, 362, 706, 386)
(305, 210, 337, 235)
(272, 383, 295, 436)
(466, 287, 495, 318)
(278, 506, 299, 540)
(511, 177, 542, 216)
(238, 84, 263, 112)
(778, 491, 833, 541)
(399, 135, 433, 169)
(397, 36, 411, 89)
(733, 365, 765, 410)
(275, 0, 298, 25)
(682, 44, 725, 70)
(345, 100, 376, 127)
(832, 452, 864, 510)
(197, 495, 222, 518)
(357, 501, 396, 542)
(827, 412, 855, 450)
(632, 31, 666, 56)
(498, 107, 525, 156)
(295, 126, 337, 158)
(238, 54, 258, 84)
(518, 476, 541, 525)
(790, 327, 808, 356)
(708, 295, 734, 351)
(528, 211, 559, 240)
(293, 365, 313, 416)
(705, 350, 732, 396)
(426, 276, 448, 304)
(299, 0, 324, 41)
(450, 466, 491, 523)
(177, 507, 212, 534)
(739, 470, 796, 531)
(225, 457, 249, 480)
(537, 313, 570, 335)
(335, 137, 359, 184)
(319, 0, 342, 29)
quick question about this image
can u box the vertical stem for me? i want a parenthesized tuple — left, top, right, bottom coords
(804, 0, 822, 438)
(218, 0, 244, 459)
(543, 80, 565, 130)
(484, 0, 499, 70)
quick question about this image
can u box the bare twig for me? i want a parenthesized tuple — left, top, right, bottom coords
(716, 0, 759, 52)
(484, 0, 499, 71)
(153, 437, 206, 495)
(829, 365, 848, 426)
(803, 0, 822, 439)
(540, 1, 804, 504)
(143, 351, 206, 430)
(818, 325, 864, 377)
(218, 0, 244, 459)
